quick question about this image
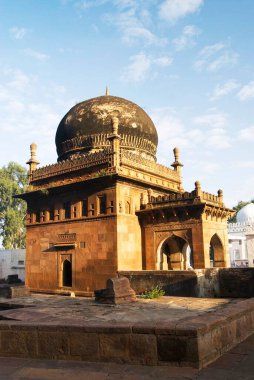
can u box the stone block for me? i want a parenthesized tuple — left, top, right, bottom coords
(157, 335, 188, 362)
(129, 333, 157, 365)
(70, 332, 99, 360)
(8, 286, 30, 298)
(38, 331, 69, 358)
(94, 276, 136, 304)
(220, 320, 237, 350)
(99, 333, 130, 362)
(0, 330, 37, 356)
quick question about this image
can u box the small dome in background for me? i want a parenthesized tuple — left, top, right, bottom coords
(237, 203, 254, 223)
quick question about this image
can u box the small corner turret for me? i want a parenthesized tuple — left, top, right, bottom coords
(195, 180, 201, 197)
(171, 147, 183, 173)
(26, 143, 39, 182)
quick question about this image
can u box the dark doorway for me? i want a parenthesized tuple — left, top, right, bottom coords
(63, 259, 72, 287)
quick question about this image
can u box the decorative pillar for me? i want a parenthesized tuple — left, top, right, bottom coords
(195, 180, 202, 197)
(147, 188, 152, 203)
(26, 143, 39, 182)
(171, 147, 184, 191)
(107, 117, 121, 168)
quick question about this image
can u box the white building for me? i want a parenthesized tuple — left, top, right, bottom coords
(0, 249, 26, 282)
(228, 203, 254, 267)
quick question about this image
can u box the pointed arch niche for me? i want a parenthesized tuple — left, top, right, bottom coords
(209, 234, 225, 267)
(157, 234, 193, 270)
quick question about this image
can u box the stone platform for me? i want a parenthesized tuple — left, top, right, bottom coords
(0, 294, 253, 369)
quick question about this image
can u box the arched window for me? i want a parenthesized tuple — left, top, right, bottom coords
(125, 201, 131, 214)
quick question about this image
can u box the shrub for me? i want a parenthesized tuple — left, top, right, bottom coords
(140, 285, 165, 299)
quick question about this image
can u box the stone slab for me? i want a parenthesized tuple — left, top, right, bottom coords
(0, 294, 253, 368)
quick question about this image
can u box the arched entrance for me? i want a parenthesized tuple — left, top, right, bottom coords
(63, 259, 72, 287)
(209, 234, 224, 267)
(157, 235, 191, 270)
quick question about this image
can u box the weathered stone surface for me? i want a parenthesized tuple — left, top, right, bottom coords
(0, 330, 37, 356)
(8, 286, 30, 298)
(0, 295, 253, 368)
(38, 332, 69, 358)
(99, 333, 130, 362)
(0, 285, 29, 299)
(219, 268, 254, 297)
(129, 334, 157, 365)
(94, 277, 136, 304)
(70, 332, 99, 360)
(157, 336, 188, 362)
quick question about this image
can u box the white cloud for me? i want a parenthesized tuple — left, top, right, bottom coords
(0, 66, 73, 166)
(198, 43, 225, 58)
(194, 42, 238, 72)
(153, 56, 173, 67)
(238, 81, 254, 101)
(106, 8, 167, 46)
(121, 52, 172, 82)
(75, 0, 108, 9)
(207, 52, 238, 72)
(206, 128, 231, 149)
(121, 52, 151, 82)
(23, 48, 49, 61)
(192, 112, 231, 148)
(237, 161, 254, 168)
(209, 80, 240, 101)
(238, 126, 254, 141)
(193, 112, 228, 128)
(75, 0, 167, 46)
(173, 25, 201, 51)
(159, 0, 203, 23)
(7, 69, 32, 91)
(199, 162, 219, 174)
(151, 108, 231, 161)
(9, 26, 28, 40)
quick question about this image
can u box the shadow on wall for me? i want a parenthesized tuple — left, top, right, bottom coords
(119, 268, 254, 298)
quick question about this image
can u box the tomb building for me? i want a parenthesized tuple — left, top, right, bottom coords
(228, 203, 254, 267)
(18, 92, 234, 295)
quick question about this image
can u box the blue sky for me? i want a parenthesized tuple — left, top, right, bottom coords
(0, 0, 254, 207)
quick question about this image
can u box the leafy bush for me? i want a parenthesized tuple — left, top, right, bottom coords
(140, 285, 165, 299)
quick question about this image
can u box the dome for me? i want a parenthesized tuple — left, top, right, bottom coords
(55, 95, 158, 161)
(237, 203, 254, 223)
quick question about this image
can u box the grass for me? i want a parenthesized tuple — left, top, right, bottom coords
(140, 285, 165, 299)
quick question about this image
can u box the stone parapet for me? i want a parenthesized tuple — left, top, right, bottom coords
(121, 150, 180, 182)
(30, 149, 113, 182)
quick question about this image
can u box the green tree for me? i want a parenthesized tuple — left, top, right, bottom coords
(229, 199, 254, 223)
(0, 162, 28, 248)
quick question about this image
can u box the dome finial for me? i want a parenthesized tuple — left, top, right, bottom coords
(106, 85, 109, 96)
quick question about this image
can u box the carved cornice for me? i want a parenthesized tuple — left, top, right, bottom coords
(203, 204, 234, 221)
(137, 202, 204, 226)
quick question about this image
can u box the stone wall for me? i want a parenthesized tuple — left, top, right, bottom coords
(119, 268, 254, 298)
